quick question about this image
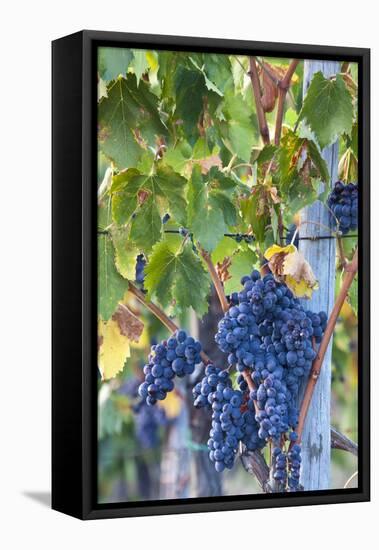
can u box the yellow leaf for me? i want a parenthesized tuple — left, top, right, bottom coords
(285, 275, 313, 299)
(283, 249, 319, 298)
(264, 244, 318, 299)
(146, 51, 158, 71)
(265, 243, 295, 260)
(98, 318, 131, 380)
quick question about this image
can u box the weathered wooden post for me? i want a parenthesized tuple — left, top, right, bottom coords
(159, 399, 190, 499)
(298, 60, 339, 490)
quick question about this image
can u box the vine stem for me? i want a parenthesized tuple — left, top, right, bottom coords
(199, 247, 259, 410)
(127, 281, 211, 364)
(274, 59, 299, 146)
(248, 57, 270, 145)
(294, 247, 358, 445)
(199, 248, 230, 313)
(336, 235, 348, 268)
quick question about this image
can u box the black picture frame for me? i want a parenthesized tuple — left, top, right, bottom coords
(52, 30, 370, 520)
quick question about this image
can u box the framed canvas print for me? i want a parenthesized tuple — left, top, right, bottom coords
(52, 30, 370, 519)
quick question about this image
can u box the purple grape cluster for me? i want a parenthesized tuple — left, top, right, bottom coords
(213, 270, 327, 487)
(193, 365, 264, 472)
(272, 446, 287, 485)
(287, 443, 302, 491)
(327, 181, 358, 235)
(138, 330, 202, 406)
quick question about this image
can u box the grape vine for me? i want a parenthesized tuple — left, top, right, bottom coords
(97, 50, 359, 495)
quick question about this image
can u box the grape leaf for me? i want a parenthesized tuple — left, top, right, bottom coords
(299, 72, 353, 149)
(255, 144, 278, 165)
(279, 130, 330, 189)
(164, 138, 222, 177)
(222, 91, 258, 162)
(144, 238, 210, 318)
(174, 68, 206, 140)
(188, 166, 236, 252)
(163, 141, 193, 174)
(112, 303, 144, 342)
(240, 193, 268, 245)
(211, 236, 240, 264)
(131, 49, 149, 85)
(189, 57, 223, 96)
(157, 51, 178, 97)
(203, 54, 233, 95)
(98, 317, 131, 380)
(98, 74, 166, 169)
(98, 196, 112, 230)
(348, 275, 358, 316)
(224, 249, 258, 294)
(129, 194, 162, 251)
(111, 165, 188, 249)
(98, 47, 133, 81)
(350, 122, 358, 158)
(110, 225, 139, 280)
(98, 234, 129, 320)
(265, 244, 319, 299)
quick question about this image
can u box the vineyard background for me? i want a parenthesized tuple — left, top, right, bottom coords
(97, 47, 358, 503)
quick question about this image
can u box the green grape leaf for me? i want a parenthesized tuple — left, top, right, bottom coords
(163, 139, 222, 178)
(98, 74, 166, 169)
(111, 166, 188, 241)
(210, 190, 237, 226)
(350, 122, 358, 158)
(299, 72, 353, 149)
(211, 236, 240, 264)
(129, 194, 162, 251)
(222, 91, 259, 162)
(144, 239, 210, 318)
(348, 275, 358, 316)
(188, 166, 236, 252)
(174, 67, 206, 140)
(110, 226, 139, 280)
(189, 56, 223, 96)
(255, 144, 278, 165)
(163, 141, 193, 174)
(98, 47, 133, 81)
(203, 54, 233, 95)
(111, 170, 143, 225)
(279, 130, 329, 195)
(131, 49, 149, 85)
(157, 51, 178, 98)
(224, 249, 258, 294)
(98, 234, 129, 320)
(98, 196, 113, 230)
(240, 193, 268, 245)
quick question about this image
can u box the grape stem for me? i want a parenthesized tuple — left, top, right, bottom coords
(274, 59, 300, 146)
(294, 247, 358, 446)
(199, 247, 259, 411)
(248, 57, 270, 145)
(127, 281, 211, 365)
(331, 426, 358, 456)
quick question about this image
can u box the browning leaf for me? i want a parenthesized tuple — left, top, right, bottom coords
(216, 257, 232, 283)
(283, 249, 319, 298)
(260, 63, 286, 113)
(196, 154, 223, 174)
(112, 303, 144, 343)
(265, 244, 318, 298)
